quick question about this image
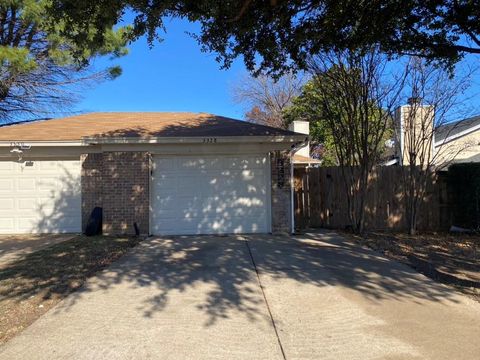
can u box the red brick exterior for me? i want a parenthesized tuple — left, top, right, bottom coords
(81, 153, 103, 231)
(81, 152, 150, 235)
(270, 151, 292, 233)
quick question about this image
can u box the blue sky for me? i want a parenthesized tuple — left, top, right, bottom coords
(74, 17, 480, 123)
(74, 18, 246, 119)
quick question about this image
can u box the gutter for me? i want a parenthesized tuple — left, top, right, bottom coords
(0, 141, 84, 147)
(82, 135, 307, 145)
(0, 135, 307, 147)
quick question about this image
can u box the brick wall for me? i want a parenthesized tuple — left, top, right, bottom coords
(81, 152, 150, 235)
(270, 151, 292, 233)
(81, 153, 103, 231)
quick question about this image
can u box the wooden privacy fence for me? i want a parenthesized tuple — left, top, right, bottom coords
(294, 166, 451, 231)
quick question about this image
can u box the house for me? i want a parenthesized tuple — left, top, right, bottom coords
(434, 115, 480, 165)
(386, 99, 480, 168)
(0, 112, 307, 235)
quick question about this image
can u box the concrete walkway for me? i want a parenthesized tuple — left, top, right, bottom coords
(1, 231, 479, 359)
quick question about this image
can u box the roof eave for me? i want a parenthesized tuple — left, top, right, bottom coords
(0, 140, 84, 147)
(82, 135, 308, 145)
(434, 118, 480, 147)
(0, 135, 307, 146)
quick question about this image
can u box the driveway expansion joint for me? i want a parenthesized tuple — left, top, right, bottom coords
(244, 240, 287, 360)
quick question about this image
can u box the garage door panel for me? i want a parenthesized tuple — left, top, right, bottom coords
(36, 177, 58, 191)
(0, 178, 14, 192)
(0, 219, 14, 232)
(0, 198, 14, 210)
(152, 155, 270, 235)
(176, 157, 223, 171)
(154, 157, 175, 169)
(154, 216, 266, 235)
(38, 161, 62, 171)
(36, 198, 80, 214)
(17, 217, 38, 232)
(226, 156, 265, 169)
(156, 193, 267, 209)
(0, 162, 14, 171)
(0, 160, 81, 234)
(17, 178, 36, 191)
(17, 198, 38, 210)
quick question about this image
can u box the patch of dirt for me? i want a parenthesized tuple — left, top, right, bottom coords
(0, 235, 142, 344)
(342, 231, 480, 302)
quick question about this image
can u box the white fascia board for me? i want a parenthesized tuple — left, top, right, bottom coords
(82, 135, 308, 145)
(0, 141, 84, 147)
(0, 135, 308, 147)
(434, 123, 480, 147)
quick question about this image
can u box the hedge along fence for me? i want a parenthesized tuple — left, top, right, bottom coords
(294, 166, 451, 232)
(447, 163, 480, 230)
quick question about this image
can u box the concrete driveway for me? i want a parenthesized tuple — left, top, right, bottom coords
(1, 231, 479, 359)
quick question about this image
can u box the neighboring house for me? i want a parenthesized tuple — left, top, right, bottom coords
(385, 99, 480, 168)
(434, 115, 480, 165)
(0, 112, 306, 235)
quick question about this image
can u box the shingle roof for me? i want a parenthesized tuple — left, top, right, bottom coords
(0, 112, 298, 141)
(435, 115, 480, 144)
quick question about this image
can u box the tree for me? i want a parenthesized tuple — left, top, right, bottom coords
(283, 79, 337, 165)
(46, 1, 480, 77)
(232, 72, 303, 128)
(0, 1, 129, 122)
(307, 48, 404, 233)
(397, 58, 475, 234)
(283, 73, 394, 166)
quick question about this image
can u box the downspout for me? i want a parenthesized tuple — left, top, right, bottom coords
(290, 152, 295, 234)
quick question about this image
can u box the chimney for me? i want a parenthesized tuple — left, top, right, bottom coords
(394, 101, 435, 166)
(288, 120, 310, 158)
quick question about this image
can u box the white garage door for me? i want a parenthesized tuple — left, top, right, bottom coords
(0, 159, 81, 234)
(151, 155, 270, 235)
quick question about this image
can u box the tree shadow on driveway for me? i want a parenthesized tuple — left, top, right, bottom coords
(50, 230, 465, 326)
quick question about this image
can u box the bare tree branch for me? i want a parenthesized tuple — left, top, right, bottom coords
(396, 57, 477, 234)
(232, 72, 305, 128)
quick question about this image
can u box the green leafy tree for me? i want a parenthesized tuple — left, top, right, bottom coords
(283, 79, 337, 165)
(284, 75, 393, 166)
(300, 49, 402, 233)
(46, 1, 480, 76)
(0, 0, 129, 121)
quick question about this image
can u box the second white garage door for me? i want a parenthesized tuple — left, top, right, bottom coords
(151, 155, 270, 235)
